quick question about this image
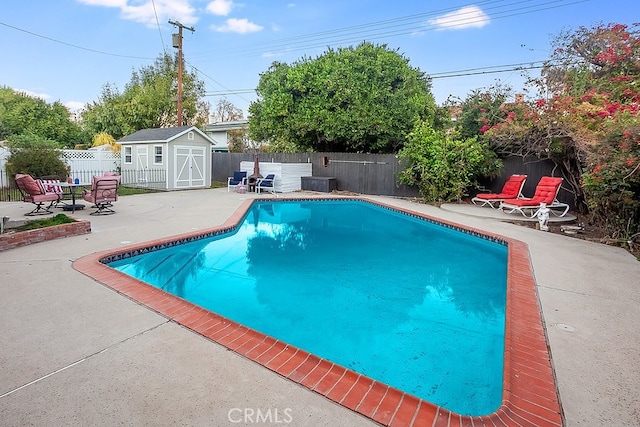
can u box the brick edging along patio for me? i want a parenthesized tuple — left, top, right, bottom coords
(0, 219, 91, 252)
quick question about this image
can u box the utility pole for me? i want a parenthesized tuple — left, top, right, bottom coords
(169, 20, 195, 127)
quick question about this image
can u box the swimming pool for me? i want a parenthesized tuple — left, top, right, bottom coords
(74, 196, 562, 426)
(108, 200, 507, 415)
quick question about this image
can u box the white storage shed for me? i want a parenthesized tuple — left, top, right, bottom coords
(118, 126, 213, 190)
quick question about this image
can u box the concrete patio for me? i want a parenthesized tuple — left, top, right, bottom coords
(1, 188, 638, 426)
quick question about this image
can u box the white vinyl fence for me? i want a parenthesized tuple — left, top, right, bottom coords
(0, 147, 10, 177)
(0, 147, 121, 176)
(62, 148, 121, 175)
(0, 146, 121, 189)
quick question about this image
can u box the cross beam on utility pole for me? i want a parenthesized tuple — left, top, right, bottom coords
(169, 20, 195, 127)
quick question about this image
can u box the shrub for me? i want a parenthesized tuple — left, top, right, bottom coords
(582, 125, 640, 240)
(397, 122, 502, 203)
(5, 134, 69, 181)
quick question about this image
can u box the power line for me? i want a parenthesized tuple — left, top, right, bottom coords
(0, 21, 154, 60)
(189, 0, 583, 98)
(205, 90, 256, 96)
(193, 0, 500, 56)
(151, 0, 167, 55)
(192, 0, 588, 60)
(1, 0, 586, 107)
(202, 60, 559, 97)
(429, 60, 547, 77)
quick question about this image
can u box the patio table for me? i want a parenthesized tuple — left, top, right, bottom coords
(57, 181, 90, 213)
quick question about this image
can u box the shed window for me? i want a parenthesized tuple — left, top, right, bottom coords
(124, 146, 132, 164)
(154, 146, 163, 165)
(188, 131, 194, 140)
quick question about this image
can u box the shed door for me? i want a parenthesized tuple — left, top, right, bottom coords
(175, 146, 205, 188)
(136, 146, 149, 185)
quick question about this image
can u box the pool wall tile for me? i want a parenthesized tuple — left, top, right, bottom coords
(73, 196, 563, 427)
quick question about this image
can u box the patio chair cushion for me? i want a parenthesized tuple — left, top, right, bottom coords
(232, 171, 246, 183)
(504, 185, 558, 206)
(41, 179, 63, 195)
(475, 178, 525, 200)
(17, 174, 45, 195)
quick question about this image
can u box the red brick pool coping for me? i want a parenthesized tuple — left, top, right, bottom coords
(73, 197, 562, 427)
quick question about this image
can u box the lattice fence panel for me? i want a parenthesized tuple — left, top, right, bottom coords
(62, 149, 121, 174)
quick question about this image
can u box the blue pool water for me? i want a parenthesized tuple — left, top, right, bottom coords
(109, 200, 507, 415)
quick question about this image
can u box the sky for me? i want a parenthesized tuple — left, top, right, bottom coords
(2, 0, 638, 119)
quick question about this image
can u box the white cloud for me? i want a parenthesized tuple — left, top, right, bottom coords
(15, 89, 50, 100)
(77, 0, 127, 6)
(211, 18, 263, 34)
(206, 0, 233, 16)
(428, 6, 490, 30)
(261, 48, 292, 58)
(65, 101, 86, 112)
(77, 0, 197, 27)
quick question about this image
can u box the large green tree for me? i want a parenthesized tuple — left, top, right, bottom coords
(0, 87, 81, 147)
(248, 42, 436, 153)
(81, 53, 209, 140)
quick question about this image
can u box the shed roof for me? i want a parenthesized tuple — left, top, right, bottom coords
(118, 126, 213, 144)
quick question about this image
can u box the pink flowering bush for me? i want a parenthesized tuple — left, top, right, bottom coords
(482, 23, 640, 240)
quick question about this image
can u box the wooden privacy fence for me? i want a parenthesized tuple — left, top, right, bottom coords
(213, 152, 574, 206)
(212, 152, 420, 198)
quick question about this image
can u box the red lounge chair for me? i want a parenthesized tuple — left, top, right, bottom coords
(15, 173, 61, 216)
(500, 176, 570, 217)
(472, 174, 527, 208)
(82, 175, 120, 215)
